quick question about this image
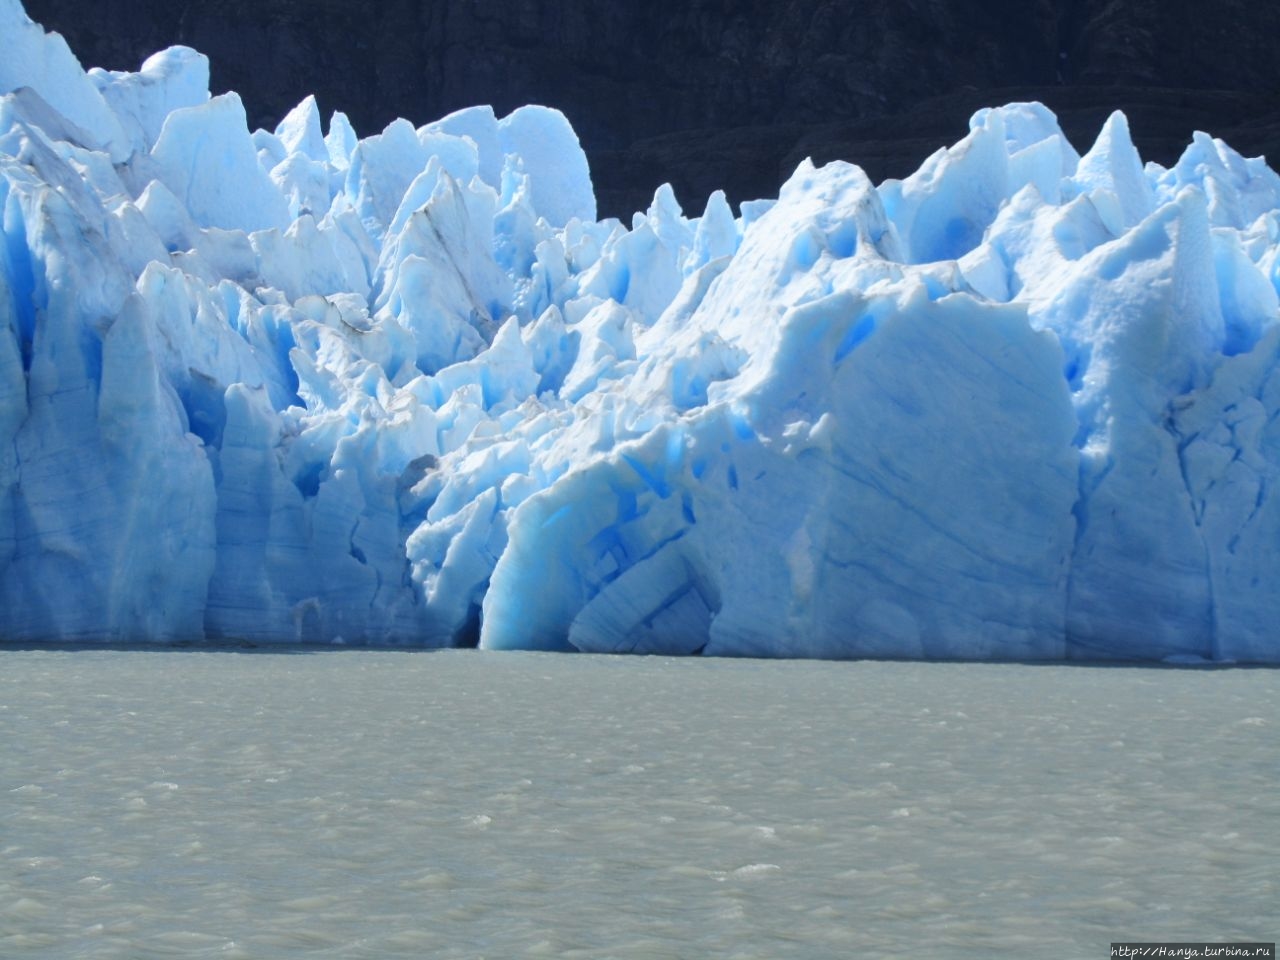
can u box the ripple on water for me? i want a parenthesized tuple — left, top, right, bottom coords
(0, 652, 1276, 958)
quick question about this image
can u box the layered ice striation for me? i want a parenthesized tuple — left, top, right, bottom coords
(2, 1, 1279, 661)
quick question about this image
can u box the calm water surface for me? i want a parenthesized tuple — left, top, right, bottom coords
(1, 651, 1276, 958)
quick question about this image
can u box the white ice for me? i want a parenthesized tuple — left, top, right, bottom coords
(1, 3, 1279, 661)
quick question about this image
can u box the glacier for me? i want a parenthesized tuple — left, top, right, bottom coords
(2, 2, 1280, 662)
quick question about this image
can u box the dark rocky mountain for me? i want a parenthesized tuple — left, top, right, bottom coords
(21, 0, 1280, 218)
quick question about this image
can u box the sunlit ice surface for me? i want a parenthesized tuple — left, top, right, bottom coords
(7, 4, 1280, 661)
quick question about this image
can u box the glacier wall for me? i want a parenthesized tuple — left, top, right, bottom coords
(2, 1, 1279, 661)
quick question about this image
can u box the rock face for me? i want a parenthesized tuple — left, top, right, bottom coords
(21, 0, 1280, 216)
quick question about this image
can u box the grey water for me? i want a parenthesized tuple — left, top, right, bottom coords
(1, 651, 1275, 959)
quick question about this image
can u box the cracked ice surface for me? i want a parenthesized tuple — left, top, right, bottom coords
(1, 1, 1279, 661)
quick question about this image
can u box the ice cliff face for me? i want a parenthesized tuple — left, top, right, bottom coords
(2, 1, 1279, 661)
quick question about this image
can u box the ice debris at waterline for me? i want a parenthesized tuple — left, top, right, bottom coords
(2, 3, 1280, 662)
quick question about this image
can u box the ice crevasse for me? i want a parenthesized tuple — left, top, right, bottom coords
(2, 0, 1279, 662)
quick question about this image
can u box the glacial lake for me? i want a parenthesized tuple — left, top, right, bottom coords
(1, 650, 1276, 958)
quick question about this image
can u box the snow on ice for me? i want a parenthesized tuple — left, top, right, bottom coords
(2, 0, 1279, 661)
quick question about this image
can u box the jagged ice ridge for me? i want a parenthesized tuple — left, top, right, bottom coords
(2, 0, 1279, 662)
